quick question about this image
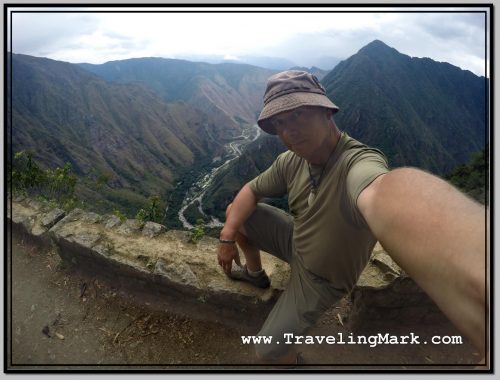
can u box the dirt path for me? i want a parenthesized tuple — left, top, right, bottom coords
(8, 231, 482, 370)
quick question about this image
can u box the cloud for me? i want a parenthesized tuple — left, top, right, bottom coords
(9, 10, 488, 75)
(12, 13, 99, 57)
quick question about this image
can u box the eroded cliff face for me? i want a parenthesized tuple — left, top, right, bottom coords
(8, 196, 445, 327)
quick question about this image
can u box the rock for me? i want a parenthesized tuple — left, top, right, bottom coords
(13, 194, 26, 202)
(372, 251, 403, 276)
(66, 232, 102, 249)
(41, 208, 65, 229)
(142, 222, 165, 238)
(57, 208, 85, 224)
(11, 202, 38, 230)
(102, 215, 122, 229)
(154, 258, 200, 289)
(116, 219, 142, 235)
(350, 246, 444, 327)
(31, 223, 48, 237)
(80, 212, 102, 224)
(93, 242, 113, 257)
(27, 199, 44, 211)
(26, 207, 65, 238)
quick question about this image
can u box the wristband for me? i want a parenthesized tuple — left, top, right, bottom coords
(219, 239, 236, 244)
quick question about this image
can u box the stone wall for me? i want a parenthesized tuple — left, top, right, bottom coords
(8, 196, 446, 328)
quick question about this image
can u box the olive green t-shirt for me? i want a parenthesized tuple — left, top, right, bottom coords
(247, 132, 389, 291)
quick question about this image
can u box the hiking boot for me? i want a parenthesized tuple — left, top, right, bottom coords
(228, 264, 271, 289)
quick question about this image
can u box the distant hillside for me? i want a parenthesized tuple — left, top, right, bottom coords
(445, 147, 488, 205)
(9, 53, 225, 215)
(289, 66, 330, 80)
(323, 39, 486, 174)
(79, 58, 276, 133)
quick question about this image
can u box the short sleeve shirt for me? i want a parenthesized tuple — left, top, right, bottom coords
(248, 132, 389, 291)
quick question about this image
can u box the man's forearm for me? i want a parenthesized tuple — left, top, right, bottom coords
(359, 168, 487, 357)
(220, 183, 261, 240)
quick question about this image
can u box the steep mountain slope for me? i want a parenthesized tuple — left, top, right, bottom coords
(323, 39, 486, 174)
(79, 58, 276, 134)
(10, 54, 224, 214)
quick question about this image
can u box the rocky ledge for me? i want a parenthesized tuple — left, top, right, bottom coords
(8, 197, 445, 327)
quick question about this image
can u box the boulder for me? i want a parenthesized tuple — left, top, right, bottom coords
(349, 245, 446, 328)
(10, 200, 62, 246)
(154, 258, 201, 289)
(102, 214, 122, 229)
(142, 221, 165, 238)
(40, 208, 65, 229)
(116, 219, 142, 235)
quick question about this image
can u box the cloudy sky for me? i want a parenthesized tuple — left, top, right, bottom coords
(9, 6, 489, 76)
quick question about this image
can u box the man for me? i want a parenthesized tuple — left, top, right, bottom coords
(217, 70, 487, 365)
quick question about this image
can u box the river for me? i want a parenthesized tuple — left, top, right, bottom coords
(177, 124, 261, 229)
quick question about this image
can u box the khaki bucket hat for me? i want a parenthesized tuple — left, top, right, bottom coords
(257, 70, 339, 135)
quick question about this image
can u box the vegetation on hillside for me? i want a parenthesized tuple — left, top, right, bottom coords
(445, 147, 488, 205)
(9, 151, 173, 225)
(322, 40, 486, 175)
(10, 151, 79, 211)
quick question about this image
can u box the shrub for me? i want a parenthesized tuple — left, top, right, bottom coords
(11, 151, 77, 209)
(189, 219, 205, 244)
(136, 195, 164, 224)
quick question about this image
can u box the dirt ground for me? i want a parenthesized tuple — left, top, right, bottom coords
(7, 230, 485, 371)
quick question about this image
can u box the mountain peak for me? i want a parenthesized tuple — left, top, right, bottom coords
(358, 39, 399, 56)
(365, 39, 389, 48)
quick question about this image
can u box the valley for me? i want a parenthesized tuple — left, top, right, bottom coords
(9, 39, 488, 229)
(178, 123, 261, 229)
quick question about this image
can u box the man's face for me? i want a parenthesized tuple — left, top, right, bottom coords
(270, 106, 331, 158)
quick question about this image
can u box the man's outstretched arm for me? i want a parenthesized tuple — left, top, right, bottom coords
(357, 167, 487, 358)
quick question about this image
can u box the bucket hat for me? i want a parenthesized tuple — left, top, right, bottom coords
(257, 70, 339, 135)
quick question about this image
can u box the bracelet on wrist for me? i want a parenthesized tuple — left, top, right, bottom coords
(219, 239, 236, 244)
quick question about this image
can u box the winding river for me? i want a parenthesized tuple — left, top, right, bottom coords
(177, 124, 261, 229)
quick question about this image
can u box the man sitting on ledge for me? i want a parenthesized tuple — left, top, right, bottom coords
(217, 70, 487, 365)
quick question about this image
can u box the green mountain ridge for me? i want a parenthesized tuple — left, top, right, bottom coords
(79, 57, 277, 133)
(9, 53, 226, 215)
(323, 39, 486, 174)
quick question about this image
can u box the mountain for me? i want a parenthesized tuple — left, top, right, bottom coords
(79, 58, 276, 134)
(322, 39, 486, 174)
(202, 40, 487, 214)
(289, 66, 330, 80)
(9, 53, 225, 215)
(175, 54, 297, 71)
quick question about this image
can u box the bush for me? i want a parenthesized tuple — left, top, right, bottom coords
(189, 219, 205, 244)
(136, 195, 165, 224)
(11, 151, 78, 209)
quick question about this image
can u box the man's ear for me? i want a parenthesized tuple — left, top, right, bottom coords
(325, 108, 334, 120)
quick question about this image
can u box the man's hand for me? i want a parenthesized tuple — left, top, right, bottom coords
(217, 242, 241, 275)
